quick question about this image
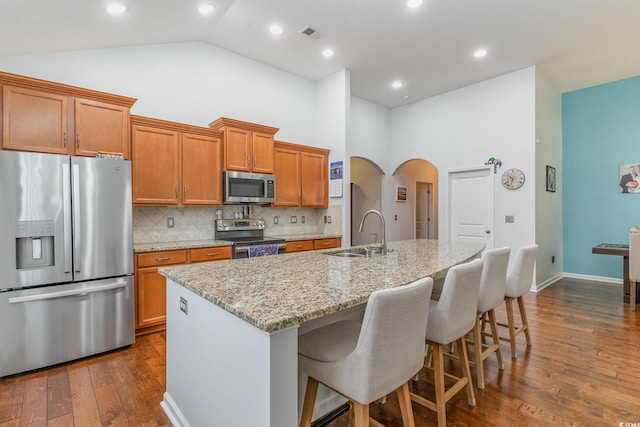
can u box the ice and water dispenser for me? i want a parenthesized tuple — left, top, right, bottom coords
(15, 220, 55, 269)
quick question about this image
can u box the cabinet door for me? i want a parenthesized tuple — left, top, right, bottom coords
(301, 151, 328, 207)
(273, 146, 301, 207)
(75, 98, 130, 159)
(286, 240, 313, 253)
(252, 131, 274, 173)
(132, 125, 181, 204)
(136, 267, 167, 328)
(182, 133, 222, 205)
(2, 85, 69, 154)
(224, 127, 251, 171)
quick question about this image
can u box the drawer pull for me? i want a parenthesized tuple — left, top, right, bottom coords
(156, 257, 170, 261)
(206, 253, 218, 257)
(295, 245, 304, 249)
(322, 242, 331, 246)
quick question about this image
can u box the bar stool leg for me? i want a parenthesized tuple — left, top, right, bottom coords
(458, 336, 476, 406)
(397, 383, 416, 427)
(472, 315, 485, 389)
(300, 377, 319, 427)
(432, 343, 447, 427)
(352, 401, 369, 427)
(517, 296, 531, 345)
(505, 297, 518, 358)
(487, 309, 505, 369)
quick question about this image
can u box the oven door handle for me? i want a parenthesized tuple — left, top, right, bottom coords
(235, 243, 286, 254)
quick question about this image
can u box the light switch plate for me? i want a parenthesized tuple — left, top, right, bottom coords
(291, 216, 297, 224)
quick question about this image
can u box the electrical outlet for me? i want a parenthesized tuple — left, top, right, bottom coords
(274, 216, 279, 224)
(180, 297, 188, 315)
(291, 216, 297, 224)
(505, 215, 515, 223)
(167, 217, 174, 228)
(327, 216, 331, 224)
(301, 215, 305, 224)
(551, 255, 555, 264)
(324, 215, 327, 223)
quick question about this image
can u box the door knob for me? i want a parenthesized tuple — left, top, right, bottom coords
(485, 229, 491, 234)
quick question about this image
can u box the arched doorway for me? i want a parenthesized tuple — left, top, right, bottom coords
(391, 159, 439, 240)
(350, 157, 384, 246)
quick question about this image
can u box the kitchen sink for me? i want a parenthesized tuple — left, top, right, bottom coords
(326, 246, 393, 258)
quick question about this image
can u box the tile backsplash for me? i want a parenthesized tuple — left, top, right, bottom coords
(133, 205, 342, 244)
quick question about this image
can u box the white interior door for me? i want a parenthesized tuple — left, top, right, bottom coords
(448, 168, 494, 248)
(415, 182, 432, 239)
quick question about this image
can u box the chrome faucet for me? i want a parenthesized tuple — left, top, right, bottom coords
(358, 210, 387, 255)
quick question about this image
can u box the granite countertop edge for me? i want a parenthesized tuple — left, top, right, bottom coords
(159, 239, 485, 333)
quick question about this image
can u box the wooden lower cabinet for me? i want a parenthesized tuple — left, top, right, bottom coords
(286, 237, 342, 253)
(313, 237, 341, 250)
(134, 246, 231, 335)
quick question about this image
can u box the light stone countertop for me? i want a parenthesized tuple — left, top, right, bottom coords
(133, 239, 231, 253)
(266, 233, 343, 241)
(159, 239, 485, 333)
(133, 234, 342, 253)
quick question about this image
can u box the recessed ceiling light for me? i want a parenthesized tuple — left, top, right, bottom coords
(407, 0, 423, 8)
(106, 3, 126, 14)
(198, 4, 215, 14)
(321, 48, 334, 58)
(473, 48, 488, 59)
(391, 81, 404, 89)
(270, 24, 284, 35)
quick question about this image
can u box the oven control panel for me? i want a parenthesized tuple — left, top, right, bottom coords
(216, 219, 265, 231)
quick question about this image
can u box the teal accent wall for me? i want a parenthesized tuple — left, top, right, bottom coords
(562, 75, 640, 278)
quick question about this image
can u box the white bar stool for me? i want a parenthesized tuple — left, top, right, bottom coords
(298, 277, 434, 427)
(498, 243, 538, 359)
(410, 258, 483, 427)
(469, 246, 510, 389)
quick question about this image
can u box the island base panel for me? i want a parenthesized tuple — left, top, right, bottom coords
(163, 279, 298, 427)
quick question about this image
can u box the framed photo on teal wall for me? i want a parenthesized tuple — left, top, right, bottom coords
(546, 165, 556, 192)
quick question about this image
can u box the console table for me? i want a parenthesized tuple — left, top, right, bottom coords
(592, 243, 638, 304)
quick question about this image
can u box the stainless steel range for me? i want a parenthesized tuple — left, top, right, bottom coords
(215, 219, 286, 258)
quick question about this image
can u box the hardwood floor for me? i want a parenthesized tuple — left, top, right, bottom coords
(1, 277, 639, 427)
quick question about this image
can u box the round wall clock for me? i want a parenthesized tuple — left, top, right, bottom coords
(501, 168, 525, 190)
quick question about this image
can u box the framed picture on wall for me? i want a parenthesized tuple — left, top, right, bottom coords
(619, 163, 640, 193)
(396, 186, 407, 201)
(546, 166, 556, 192)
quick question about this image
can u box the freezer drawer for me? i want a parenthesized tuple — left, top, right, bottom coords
(0, 276, 135, 378)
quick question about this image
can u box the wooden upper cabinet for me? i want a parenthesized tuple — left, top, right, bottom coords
(2, 85, 69, 154)
(131, 115, 223, 206)
(209, 117, 279, 173)
(274, 141, 329, 208)
(74, 98, 130, 158)
(182, 132, 222, 205)
(132, 125, 181, 205)
(0, 72, 136, 157)
(274, 145, 301, 207)
(301, 151, 328, 207)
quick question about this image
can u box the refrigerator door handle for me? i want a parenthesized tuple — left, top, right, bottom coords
(72, 163, 81, 272)
(62, 162, 73, 273)
(8, 279, 128, 304)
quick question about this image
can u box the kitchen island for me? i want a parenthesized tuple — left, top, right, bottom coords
(158, 239, 485, 427)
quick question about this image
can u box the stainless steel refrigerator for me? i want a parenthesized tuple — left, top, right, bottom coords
(0, 151, 134, 378)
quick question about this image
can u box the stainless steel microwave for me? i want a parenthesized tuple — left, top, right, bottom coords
(223, 171, 276, 204)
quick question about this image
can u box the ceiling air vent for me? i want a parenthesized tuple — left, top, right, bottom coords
(299, 26, 321, 38)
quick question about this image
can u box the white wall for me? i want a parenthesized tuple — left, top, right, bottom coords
(315, 70, 350, 243)
(535, 69, 563, 288)
(350, 158, 383, 246)
(390, 67, 537, 253)
(0, 41, 317, 145)
(349, 96, 392, 174)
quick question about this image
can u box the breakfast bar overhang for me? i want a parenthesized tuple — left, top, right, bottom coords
(158, 239, 485, 427)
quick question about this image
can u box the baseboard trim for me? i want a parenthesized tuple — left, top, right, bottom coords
(161, 392, 190, 427)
